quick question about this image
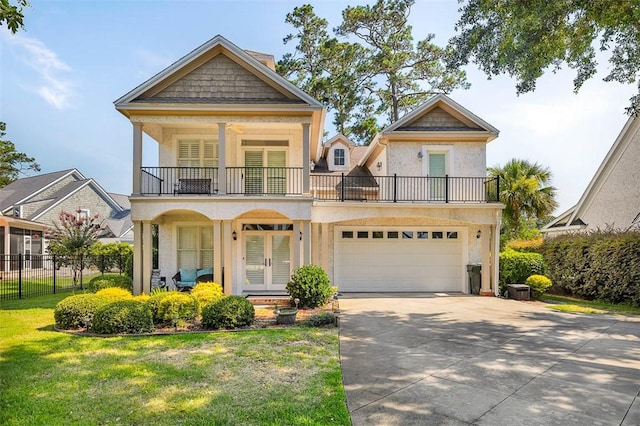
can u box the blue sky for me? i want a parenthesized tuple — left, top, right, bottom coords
(1, 0, 636, 215)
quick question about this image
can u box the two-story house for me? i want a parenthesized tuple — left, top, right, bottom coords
(115, 35, 503, 296)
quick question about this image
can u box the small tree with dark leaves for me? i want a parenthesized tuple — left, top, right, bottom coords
(46, 211, 101, 286)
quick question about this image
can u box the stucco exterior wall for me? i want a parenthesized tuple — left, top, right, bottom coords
(580, 132, 640, 229)
(387, 141, 486, 177)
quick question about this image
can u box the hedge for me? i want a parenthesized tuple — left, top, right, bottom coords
(87, 274, 133, 292)
(538, 231, 640, 306)
(498, 249, 546, 295)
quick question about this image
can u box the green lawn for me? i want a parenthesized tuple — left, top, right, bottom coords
(0, 293, 349, 425)
(0, 272, 107, 300)
(542, 294, 640, 316)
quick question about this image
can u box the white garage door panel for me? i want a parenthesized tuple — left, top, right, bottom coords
(335, 227, 464, 292)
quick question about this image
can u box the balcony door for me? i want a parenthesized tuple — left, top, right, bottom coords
(244, 150, 287, 195)
(244, 231, 292, 291)
(428, 152, 447, 200)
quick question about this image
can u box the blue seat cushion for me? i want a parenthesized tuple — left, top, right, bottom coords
(179, 268, 197, 283)
(197, 267, 213, 278)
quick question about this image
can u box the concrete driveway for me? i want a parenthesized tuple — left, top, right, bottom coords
(339, 294, 640, 426)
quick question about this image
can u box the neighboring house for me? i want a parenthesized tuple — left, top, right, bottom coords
(542, 116, 640, 236)
(0, 214, 47, 271)
(115, 35, 503, 296)
(0, 169, 133, 244)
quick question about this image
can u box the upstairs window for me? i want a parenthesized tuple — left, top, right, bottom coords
(77, 209, 90, 220)
(334, 148, 345, 166)
(178, 139, 218, 168)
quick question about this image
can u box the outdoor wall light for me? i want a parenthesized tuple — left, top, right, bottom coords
(299, 231, 303, 241)
(376, 161, 382, 170)
(476, 230, 481, 239)
(232, 230, 237, 241)
(417, 151, 424, 159)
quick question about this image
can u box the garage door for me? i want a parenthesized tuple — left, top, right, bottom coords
(334, 227, 465, 292)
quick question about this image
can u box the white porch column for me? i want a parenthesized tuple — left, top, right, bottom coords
(321, 223, 329, 272)
(214, 221, 222, 284)
(302, 221, 311, 265)
(292, 222, 301, 270)
(311, 223, 320, 265)
(223, 221, 233, 295)
(132, 221, 143, 295)
(302, 123, 310, 195)
(142, 221, 152, 294)
(493, 211, 502, 296)
(480, 225, 492, 296)
(217, 123, 226, 195)
(132, 123, 143, 195)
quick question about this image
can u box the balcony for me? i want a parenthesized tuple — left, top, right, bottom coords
(139, 167, 499, 203)
(312, 174, 499, 203)
(141, 167, 304, 195)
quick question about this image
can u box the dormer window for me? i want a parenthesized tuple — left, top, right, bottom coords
(334, 148, 345, 166)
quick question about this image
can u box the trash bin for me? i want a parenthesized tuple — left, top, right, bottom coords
(467, 264, 481, 295)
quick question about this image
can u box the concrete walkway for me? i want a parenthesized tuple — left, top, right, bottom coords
(339, 294, 640, 425)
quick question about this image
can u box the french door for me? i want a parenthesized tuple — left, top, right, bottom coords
(244, 231, 292, 290)
(244, 150, 287, 195)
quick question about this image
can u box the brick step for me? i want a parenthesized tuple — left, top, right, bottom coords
(245, 297, 293, 308)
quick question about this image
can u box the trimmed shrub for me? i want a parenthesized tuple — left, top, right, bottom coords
(201, 296, 254, 329)
(54, 294, 110, 330)
(87, 274, 133, 292)
(505, 237, 544, 253)
(92, 300, 154, 334)
(525, 275, 553, 299)
(539, 230, 640, 306)
(155, 292, 199, 324)
(133, 294, 150, 303)
(146, 291, 175, 322)
(308, 311, 337, 327)
(191, 282, 224, 310)
(286, 265, 332, 308)
(499, 249, 546, 295)
(95, 287, 133, 301)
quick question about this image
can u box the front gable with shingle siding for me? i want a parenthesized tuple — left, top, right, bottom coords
(115, 35, 322, 112)
(148, 54, 294, 103)
(398, 106, 481, 131)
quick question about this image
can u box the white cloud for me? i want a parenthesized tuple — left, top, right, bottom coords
(2, 29, 76, 109)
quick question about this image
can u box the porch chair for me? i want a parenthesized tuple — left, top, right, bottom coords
(171, 267, 214, 292)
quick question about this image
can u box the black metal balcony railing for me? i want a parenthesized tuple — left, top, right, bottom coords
(226, 167, 303, 195)
(311, 174, 499, 203)
(139, 167, 500, 203)
(140, 167, 303, 196)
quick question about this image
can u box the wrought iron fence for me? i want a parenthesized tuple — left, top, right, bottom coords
(0, 254, 130, 300)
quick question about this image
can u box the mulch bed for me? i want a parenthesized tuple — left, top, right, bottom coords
(58, 301, 340, 336)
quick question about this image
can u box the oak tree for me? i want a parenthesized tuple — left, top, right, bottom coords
(449, 0, 640, 114)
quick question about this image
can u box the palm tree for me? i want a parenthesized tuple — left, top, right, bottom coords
(488, 159, 558, 237)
